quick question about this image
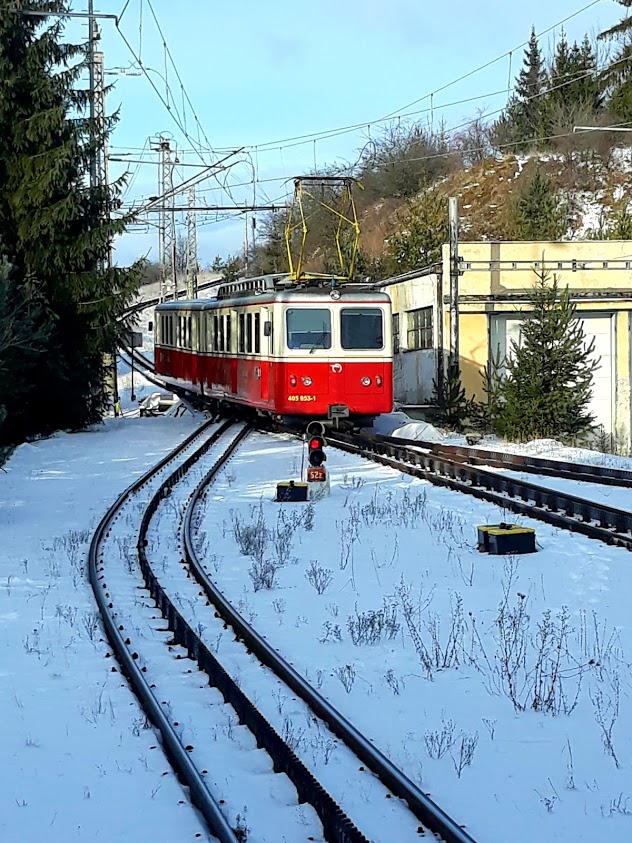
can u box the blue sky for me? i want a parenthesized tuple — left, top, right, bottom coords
(68, 0, 622, 266)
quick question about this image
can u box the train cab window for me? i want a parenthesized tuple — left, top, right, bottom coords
(286, 308, 331, 350)
(226, 313, 232, 352)
(254, 313, 261, 354)
(341, 308, 383, 350)
(238, 313, 245, 353)
(246, 313, 253, 353)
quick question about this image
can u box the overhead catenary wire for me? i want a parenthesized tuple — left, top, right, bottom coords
(380, 0, 606, 120)
(113, 0, 608, 165)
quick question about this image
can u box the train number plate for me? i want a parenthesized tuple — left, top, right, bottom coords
(307, 467, 326, 483)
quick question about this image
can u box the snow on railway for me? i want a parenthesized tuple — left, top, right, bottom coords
(2, 412, 632, 842)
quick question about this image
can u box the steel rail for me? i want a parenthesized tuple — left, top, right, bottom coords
(378, 434, 632, 488)
(183, 439, 477, 843)
(89, 417, 239, 842)
(329, 431, 632, 551)
(137, 423, 375, 843)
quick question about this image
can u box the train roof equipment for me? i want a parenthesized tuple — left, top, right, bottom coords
(285, 175, 362, 284)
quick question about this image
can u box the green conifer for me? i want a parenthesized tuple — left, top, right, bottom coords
(494, 27, 547, 148)
(511, 169, 567, 240)
(599, 1, 632, 121)
(498, 269, 598, 441)
(0, 1, 142, 442)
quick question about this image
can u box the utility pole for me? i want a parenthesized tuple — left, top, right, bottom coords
(88, 1, 119, 412)
(244, 212, 249, 273)
(87, 0, 97, 190)
(186, 185, 198, 298)
(154, 136, 178, 300)
(448, 196, 461, 369)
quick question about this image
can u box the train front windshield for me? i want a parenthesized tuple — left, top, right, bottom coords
(341, 308, 383, 349)
(286, 308, 332, 350)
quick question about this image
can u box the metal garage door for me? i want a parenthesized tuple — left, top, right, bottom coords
(490, 313, 614, 433)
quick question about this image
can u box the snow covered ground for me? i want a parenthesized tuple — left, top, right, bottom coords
(196, 431, 632, 843)
(0, 416, 211, 842)
(2, 412, 632, 841)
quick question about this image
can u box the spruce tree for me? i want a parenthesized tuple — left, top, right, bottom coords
(431, 362, 471, 432)
(0, 1, 141, 442)
(599, 1, 632, 121)
(498, 269, 598, 441)
(511, 168, 567, 240)
(495, 26, 547, 148)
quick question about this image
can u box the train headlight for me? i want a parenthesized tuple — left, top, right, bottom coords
(302, 376, 313, 386)
(290, 375, 297, 387)
(376, 376, 382, 386)
(330, 289, 341, 300)
(361, 377, 372, 386)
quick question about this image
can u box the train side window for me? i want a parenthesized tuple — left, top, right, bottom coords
(246, 313, 253, 354)
(226, 313, 232, 352)
(238, 313, 245, 353)
(219, 315, 225, 352)
(213, 315, 219, 351)
(187, 316, 192, 350)
(254, 313, 260, 354)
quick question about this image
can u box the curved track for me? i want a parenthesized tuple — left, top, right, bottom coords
(329, 431, 632, 551)
(380, 434, 632, 488)
(90, 416, 475, 843)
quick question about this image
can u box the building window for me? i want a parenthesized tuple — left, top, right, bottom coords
(392, 313, 400, 353)
(407, 307, 433, 350)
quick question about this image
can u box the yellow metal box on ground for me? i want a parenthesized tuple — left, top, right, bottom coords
(276, 481, 309, 503)
(477, 524, 536, 554)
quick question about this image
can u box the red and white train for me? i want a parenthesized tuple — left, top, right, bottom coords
(154, 274, 393, 427)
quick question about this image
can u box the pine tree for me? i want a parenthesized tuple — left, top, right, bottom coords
(546, 34, 601, 114)
(599, 1, 632, 121)
(494, 27, 547, 148)
(0, 1, 142, 442)
(431, 363, 471, 431)
(0, 256, 51, 433)
(497, 269, 598, 441)
(511, 168, 567, 240)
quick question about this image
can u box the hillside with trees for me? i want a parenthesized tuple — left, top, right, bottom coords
(248, 4, 632, 280)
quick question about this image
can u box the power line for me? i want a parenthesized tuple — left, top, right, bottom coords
(381, 0, 606, 120)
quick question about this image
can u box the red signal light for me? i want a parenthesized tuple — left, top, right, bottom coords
(307, 434, 326, 467)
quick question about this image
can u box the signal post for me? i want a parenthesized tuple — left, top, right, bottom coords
(305, 422, 330, 498)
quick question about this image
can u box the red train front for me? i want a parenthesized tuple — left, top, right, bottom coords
(154, 275, 393, 427)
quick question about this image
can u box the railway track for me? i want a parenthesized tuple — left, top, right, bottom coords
(117, 332, 632, 554)
(379, 434, 632, 488)
(328, 431, 632, 552)
(90, 416, 476, 843)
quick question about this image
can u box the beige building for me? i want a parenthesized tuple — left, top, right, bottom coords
(382, 241, 632, 448)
